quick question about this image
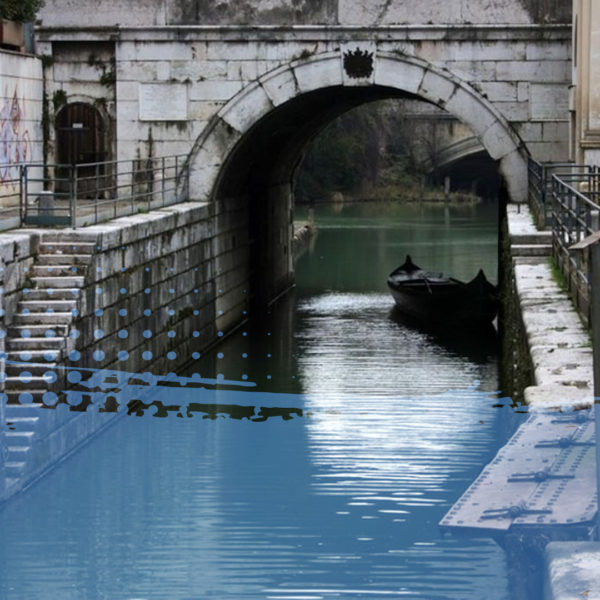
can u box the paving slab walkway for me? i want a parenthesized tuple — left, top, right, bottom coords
(508, 204, 599, 600)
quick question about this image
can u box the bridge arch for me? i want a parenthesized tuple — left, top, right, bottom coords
(189, 50, 527, 204)
(189, 50, 527, 315)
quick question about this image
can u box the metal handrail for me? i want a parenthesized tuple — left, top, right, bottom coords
(527, 157, 595, 228)
(0, 171, 24, 232)
(16, 154, 190, 228)
(551, 170, 600, 326)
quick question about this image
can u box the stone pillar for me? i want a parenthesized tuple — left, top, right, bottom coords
(574, 0, 600, 165)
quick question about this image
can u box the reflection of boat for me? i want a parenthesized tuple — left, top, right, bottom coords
(388, 307, 499, 364)
(387, 255, 499, 326)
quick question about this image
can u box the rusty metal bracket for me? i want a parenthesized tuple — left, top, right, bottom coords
(480, 502, 553, 520)
(507, 468, 575, 483)
(535, 436, 594, 449)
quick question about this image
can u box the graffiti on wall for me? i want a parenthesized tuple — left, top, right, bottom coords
(0, 87, 32, 186)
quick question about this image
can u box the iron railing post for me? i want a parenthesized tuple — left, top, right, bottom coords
(95, 161, 100, 224)
(131, 159, 136, 215)
(147, 158, 152, 213)
(175, 155, 179, 201)
(70, 164, 78, 228)
(19, 164, 26, 226)
(185, 158, 190, 201)
(162, 156, 166, 207)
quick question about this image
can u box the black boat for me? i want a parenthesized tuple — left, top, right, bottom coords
(387, 255, 499, 325)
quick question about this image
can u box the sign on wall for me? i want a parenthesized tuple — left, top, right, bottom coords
(139, 83, 188, 121)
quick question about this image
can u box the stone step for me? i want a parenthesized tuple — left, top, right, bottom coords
(39, 242, 97, 255)
(5, 430, 35, 447)
(5, 362, 59, 376)
(18, 299, 78, 312)
(23, 288, 80, 301)
(6, 477, 20, 491)
(32, 265, 85, 277)
(30, 276, 85, 288)
(6, 350, 62, 363)
(511, 244, 552, 257)
(36, 254, 92, 266)
(7, 337, 65, 350)
(513, 255, 549, 266)
(12, 312, 73, 325)
(5, 375, 56, 391)
(6, 445, 31, 460)
(5, 416, 40, 431)
(510, 232, 553, 245)
(4, 402, 44, 417)
(7, 387, 59, 402)
(5, 461, 26, 478)
(6, 448, 30, 473)
(8, 324, 70, 338)
(6, 395, 50, 412)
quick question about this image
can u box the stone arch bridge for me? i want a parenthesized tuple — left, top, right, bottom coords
(35, 2, 571, 321)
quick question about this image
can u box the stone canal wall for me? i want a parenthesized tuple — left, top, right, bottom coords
(71, 203, 218, 375)
(504, 204, 597, 600)
(0, 233, 41, 501)
(49, 200, 249, 376)
(0, 199, 254, 502)
(506, 203, 593, 409)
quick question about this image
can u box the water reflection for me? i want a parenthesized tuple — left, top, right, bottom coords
(388, 307, 499, 365)
(296, 292, 498, 397)
(0, 201, 524, 599)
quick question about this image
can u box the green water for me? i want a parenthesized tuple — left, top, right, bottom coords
(0, 199, 527, 600)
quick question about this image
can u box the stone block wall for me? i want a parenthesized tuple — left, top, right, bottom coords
(0, 200, 258, 503)
(0, 51, 43, 230)
(101, 28, 570, 173)
(37, 0, 571, 27)
(0, 232, 40, 499)
(34, 25, 572, 196)
(37, 40, 116, 166)
(39, 200, 250, 380)
(63, 203, 233, 377)
(213, 196, 251, 334)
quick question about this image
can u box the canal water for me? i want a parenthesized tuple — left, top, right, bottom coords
(0, 201, 529, 599)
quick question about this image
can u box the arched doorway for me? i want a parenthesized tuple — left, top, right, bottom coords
(55, 102, 106, 166)
(55, 102, 108, 200)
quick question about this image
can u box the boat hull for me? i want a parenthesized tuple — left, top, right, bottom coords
(388, 284, 498, 326)
(387, 256, 499, 326)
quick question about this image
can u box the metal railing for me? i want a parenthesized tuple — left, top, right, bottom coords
(527, 157, 595, 228)
(15, 154, 189, 228)
(0, 167, 24, 232)
(551, 168, 600, 326)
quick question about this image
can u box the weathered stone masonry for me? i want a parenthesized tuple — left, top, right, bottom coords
(57, 201, 249, 375)
(0, 199, 250, 501)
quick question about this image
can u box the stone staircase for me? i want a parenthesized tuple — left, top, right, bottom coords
(3, 237, 95, 490)
(508, 204, 553, 264)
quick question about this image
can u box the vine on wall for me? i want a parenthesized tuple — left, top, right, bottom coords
(0, 0, 45, 22)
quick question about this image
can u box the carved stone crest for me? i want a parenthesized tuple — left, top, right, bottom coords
(343, 47, 374, 79)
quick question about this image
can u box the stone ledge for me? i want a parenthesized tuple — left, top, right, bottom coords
(545, 542, 600, 600)
(508, 203, 599, 600)
(508, 206, 593, 393)
(37, 24, 572, 43)
(29, 202, 212, 251)
(524, 384, 594, 412)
